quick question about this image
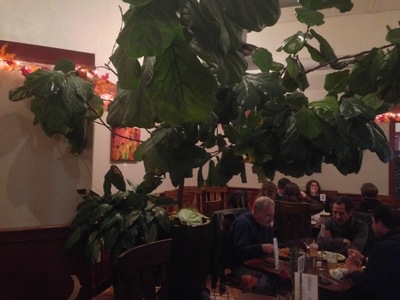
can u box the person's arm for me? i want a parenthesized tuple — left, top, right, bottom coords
(349, 242, 397, 295)
(231, 220, 266, 262)
(347, 220, 368, 253)
(303, 195, 324, 214)
(316, 219, 345, 251)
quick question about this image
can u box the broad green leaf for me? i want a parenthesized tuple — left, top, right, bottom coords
(309, 29, 336, 63)
(214, 50, 248, 86)
(149, 38, 217, 126)
(64, 227, 85, 252)
(286, 56, 301, 79)
(368, 121, 393, 162)
(102, 225, 121, 252)
(9, 85, 32, 101)
(309, 95, 339, 117)
(299, 0, 353, 12)
(234, 73, 287, 109)
(386, 26, 400, 45)
(295, 8, 325, 26)
(215, 0, 281, 31)
(324, 69, 350, 94)
(280, 116, 309, 164)
(85, 95, 104, 121)
(110, 46, 141, 90)
(54, 59, 76, 73)
(305, 44, 324, 63)
(340, 97, 377, 120)
(107, 88, 155, 128)
(252, 48, 273, 72)
(85, 238, 102, 265)
(117, 1, 180, 58)
(277, 31, 308, 54)
(125, 210, 141, 228)
(24, 69, 66, 98)
(187, 0, 242, 57)
(349, 48, 384, 95)
(294, 106, 322, 139)
(33, 94, 74, 135)
(123, 0, 152, 6)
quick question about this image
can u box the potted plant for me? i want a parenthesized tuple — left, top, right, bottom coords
(64, 165, 174, 267)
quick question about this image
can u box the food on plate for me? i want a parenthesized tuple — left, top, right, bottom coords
(278, 247, 290, 258)
(318, 251, 346, 261)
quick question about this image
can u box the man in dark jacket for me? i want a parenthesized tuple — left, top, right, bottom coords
(229, 196, 276, 294)
(345, 205, 400, 300)
(317, 196, 368, 256)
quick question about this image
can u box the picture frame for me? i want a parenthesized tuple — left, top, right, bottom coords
(110, 127, 141, 162)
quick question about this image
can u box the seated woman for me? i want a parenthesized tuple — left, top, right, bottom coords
(257, 181, 278, 200)
(283, 182, 324, 215)
(305, 179, 332, 212)
(357, 182, 382, 213)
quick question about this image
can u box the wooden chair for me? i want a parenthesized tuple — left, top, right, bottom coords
(209, 208, 248, 294)
(202, 186, 228, 216)
(164, 187, 203, 211)
(274, 201, 311, 242)
(113, 239, 173, 300)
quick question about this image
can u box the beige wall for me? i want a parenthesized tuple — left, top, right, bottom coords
(0, 0, 127, 228)
(0, 1, 398, 228)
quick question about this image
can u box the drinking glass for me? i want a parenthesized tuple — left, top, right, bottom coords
(327, 252, 338, 270)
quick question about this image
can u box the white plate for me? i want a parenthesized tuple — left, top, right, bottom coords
(318, 251, 345, 261)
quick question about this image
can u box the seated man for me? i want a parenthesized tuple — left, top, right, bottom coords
(317, 196, 368, 256)
(345, 205, 400, 300)
(229, 196, 276, 294)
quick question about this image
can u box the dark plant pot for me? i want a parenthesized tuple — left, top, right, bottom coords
(167, 219, 212, 299)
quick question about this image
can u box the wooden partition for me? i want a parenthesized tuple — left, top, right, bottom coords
(0, 225, 111, 300)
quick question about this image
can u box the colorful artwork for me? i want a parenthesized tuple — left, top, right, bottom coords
(110, 127, 141, 161)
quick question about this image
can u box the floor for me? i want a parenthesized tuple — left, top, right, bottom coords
(93, 275, 243, 299)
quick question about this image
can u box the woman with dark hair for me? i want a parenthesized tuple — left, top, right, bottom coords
(282, 182, 324, 215)
(305, 179, 332, 212)
(257, 181, 277, 200)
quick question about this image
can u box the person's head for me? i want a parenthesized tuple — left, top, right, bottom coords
(252, 196, 275, 227)
(282, 182, 302, 203)
(361, 183, 379, 200)
(372, 205, 400, 238)
(332, 196, 354, 225)
(305, 180, 321, 196)
(259, 181, 277, 199)
(277, 178, 291, 190)
(277, 178, 291, 193)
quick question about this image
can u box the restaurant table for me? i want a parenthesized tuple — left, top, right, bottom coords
(245, 256, 353, 294)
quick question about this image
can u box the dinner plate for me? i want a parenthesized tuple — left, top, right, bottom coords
(318, 251, 345, 262)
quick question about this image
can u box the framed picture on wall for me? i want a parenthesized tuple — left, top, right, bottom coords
(110, 127, 141, 162)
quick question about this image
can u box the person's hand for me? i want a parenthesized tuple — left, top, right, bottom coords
(262, 243, 274, 255)
(348, 248, 363, 261)
(346, 248, 363, 272)
(324, 229, 332, 238)
(300, 191, 307, 198)
(343, 238, 351, 245)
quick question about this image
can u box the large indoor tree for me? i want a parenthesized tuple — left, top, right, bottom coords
(10, 0, 400, 208)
